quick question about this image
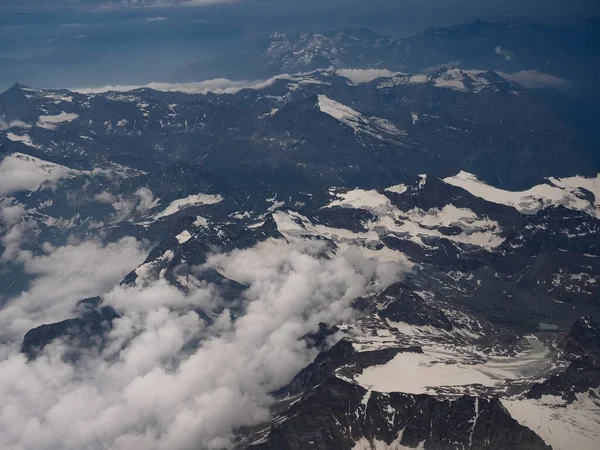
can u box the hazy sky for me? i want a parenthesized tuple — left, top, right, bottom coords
(2, 0, 597, 16)
(0, 0, 597, 89)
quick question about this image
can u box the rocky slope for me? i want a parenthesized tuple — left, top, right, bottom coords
(2, 52, 600, 449)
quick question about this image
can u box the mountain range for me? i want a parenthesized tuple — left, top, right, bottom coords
(1, 18, 600, 450)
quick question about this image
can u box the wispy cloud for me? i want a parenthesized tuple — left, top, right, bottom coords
(145, 16, 168, 22)
(499, 70, 571, 90)
(494, 46, 514, 61)
(335, 68, 404, 84)
(0, 197, 34, 263)
(423, 60, 462, 73)
(101, 187, 160, 223)
(71, 76, 285, 95)
(60, 23, 88, 28)
(102, 0, 239, 9)
(0, 236, 148, 337)
(0, 153, 73, 197)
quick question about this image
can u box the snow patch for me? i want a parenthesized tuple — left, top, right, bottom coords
(259, 108, 279, 119)
(444, 171, 600, 218)
(6, 133, 38, 149)
(433, 69, 467, 91)
(175, 230, 192, 244)
(385, 184, 408, 195)
(409, 74, 428, 84)
(134, 250, 175, 285)
(149, 193, 223, 222)
(503, 390, 600, 450)
(327, 189, 393, 212)
(317, 95, 404, 142)
(193, 216, 209, 228)
(36, 112, 79, 130)
(325, 187, 504, 250)
(318, 95, 363, 123)
(432, 69, 490, 92)
(44, 93, 73, 103)
(549, 174, 600, 209)
(356, 338, 550, 394)
(352, 435, 421, 450)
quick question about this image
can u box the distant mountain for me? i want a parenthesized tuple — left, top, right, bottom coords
(173, 28, 407, 82)
(173, 19, 600, 101)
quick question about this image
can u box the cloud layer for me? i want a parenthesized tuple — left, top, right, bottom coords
(71, 77, 283, 95)
(0, 153, 74, 197)
(335, 68, 404, 83)
(116, 0, 237, 7)
(498, 70, 571, 90)
(0, 236, 148, 339)
(0, 237, 404, 449)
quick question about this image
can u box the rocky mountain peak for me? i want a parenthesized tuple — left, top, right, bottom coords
(564, 315, 600, 356)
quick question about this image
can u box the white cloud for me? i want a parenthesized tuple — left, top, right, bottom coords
(0, 219, 37, 262)
(135, 187, 160, 213)
(0, 237, 405, 449)
(94, 191, 118, 204)
(97, 0, 238, 11)
(498, 70, 571, 90)
(0, 198, 37, 263)
(335, 68, 403, 84)
(494, 46, 514, 61)
(0, 198, 26, 227)
(60, 22, 88, 28)
(0, 153, 74, 197)
(145, 16, 168, 21)
(122, 0, 237, 7)
(423, 60, 462, 73)
(0, 237, 148, 339)
(106, 187, 160, 222)
(110, 197, 138, 222)
(71, 76, 283, 95)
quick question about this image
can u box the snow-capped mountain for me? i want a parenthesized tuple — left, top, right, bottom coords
(172, 20, 600, 101)
(141, 172, 600, 449)
(1, 68, 595, 298)
(11, 166, 600, 448)
(0, 68, 592, 192)
(1, 53, 600, 449)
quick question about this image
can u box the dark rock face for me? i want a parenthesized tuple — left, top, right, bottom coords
(526, 316, 600, 402)
(527, 355, 600, 403)
(302, 323, 341, 353)
(21, 300, 119, 360)
(251, 378, 550, 450)
(372, 283, 453, 331)
(310, 207, 377, 233)
(563, 315, 600, 357)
